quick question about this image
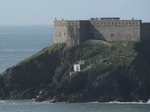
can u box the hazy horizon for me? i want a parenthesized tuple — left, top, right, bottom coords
(0, 0, 150, 25)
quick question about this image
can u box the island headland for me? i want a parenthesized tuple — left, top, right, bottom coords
(0, 18, 150, 103)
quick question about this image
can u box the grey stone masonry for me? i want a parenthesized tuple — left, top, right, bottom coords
(54, 18, 150, 46)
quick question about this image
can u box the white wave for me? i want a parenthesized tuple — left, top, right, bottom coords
(147, 99, 150, 104)
(87, 100, 150, 104)
(0, 100, 6, 103)
(31, 100, 51, 105)
(107, 100, 150, 104)
(88, 101, 98, 103)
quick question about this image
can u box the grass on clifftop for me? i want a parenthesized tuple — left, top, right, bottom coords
(21, 41, 139, 76)
(21, 43, 65, 63)
(86, 42, 137, 68)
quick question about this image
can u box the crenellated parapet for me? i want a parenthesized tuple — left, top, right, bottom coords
(89, 20, 141, 27)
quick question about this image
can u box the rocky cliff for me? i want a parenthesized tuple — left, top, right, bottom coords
(0, 41, 150, 102)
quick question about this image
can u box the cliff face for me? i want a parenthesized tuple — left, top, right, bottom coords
(0, 41, 150, 102)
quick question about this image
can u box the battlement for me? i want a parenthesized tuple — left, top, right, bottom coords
(54, 18, 150, 46)
(89, 20, 141, 26)
(90, 17, 120, 20)
(54, 20, 88, 27)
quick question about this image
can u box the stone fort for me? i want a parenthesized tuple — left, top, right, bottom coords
(54, 17, 150, 46)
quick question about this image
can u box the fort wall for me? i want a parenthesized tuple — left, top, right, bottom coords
(54, 21, 68, 43)
(79, 21, 89, 43)
(54, 20, 89, 46)
(54, 18, 149, 46)
(89, 20, 141, 41)
(141, 23, 150, 40)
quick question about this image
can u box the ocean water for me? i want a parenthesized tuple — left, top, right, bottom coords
(0, 100, 150, 112)
(0, 25, 150, 112)
(0, 25, 53, 73)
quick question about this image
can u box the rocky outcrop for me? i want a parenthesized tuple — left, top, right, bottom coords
(0, 41, 150, 102)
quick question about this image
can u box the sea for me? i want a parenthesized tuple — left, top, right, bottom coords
(0, 100, 150, 112)
(0, 25, 150, 112)
(0, 25, 53, 73)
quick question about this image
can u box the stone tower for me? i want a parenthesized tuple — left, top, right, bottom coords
(54, 20, 88, 46)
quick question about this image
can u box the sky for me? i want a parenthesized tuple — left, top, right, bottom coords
(0, 0, 150, 25)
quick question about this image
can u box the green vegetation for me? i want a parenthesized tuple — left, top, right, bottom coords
(63, 41, 138, 74)
(21, 43, 65, 63)
(21, 41, 142, 81)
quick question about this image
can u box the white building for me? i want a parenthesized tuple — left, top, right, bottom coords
(74, 64, 81, 72)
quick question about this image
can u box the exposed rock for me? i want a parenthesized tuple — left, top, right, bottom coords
(0, 41, 150, 102)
